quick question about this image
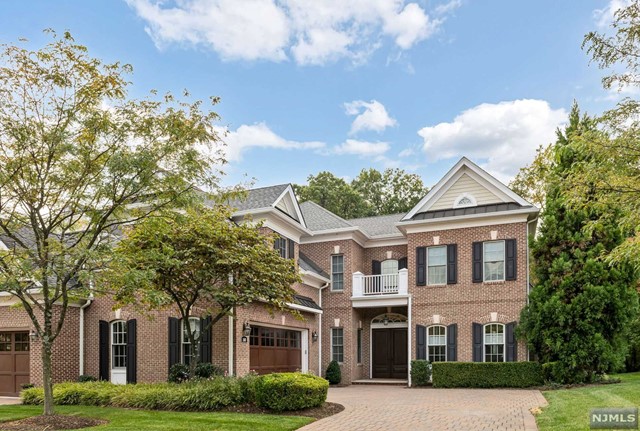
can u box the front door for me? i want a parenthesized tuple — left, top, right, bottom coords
(372, 328, 407, 379)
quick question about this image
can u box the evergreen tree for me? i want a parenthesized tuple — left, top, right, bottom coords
(518, 104, 639, 383)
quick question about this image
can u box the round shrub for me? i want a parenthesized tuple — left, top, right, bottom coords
(255, 373, 328, 412)
(78, 375, 97, 383)
(325, 360, 341, 385)
(168, 363, 190, 383)
(193, 362, 223, 379)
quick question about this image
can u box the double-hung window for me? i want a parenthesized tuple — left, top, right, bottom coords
(331, 328, 344, 363)
(111, 321, 127, 369)
(331, 255, 344, 291)
(427, 246, 447, 285)
(484, 323, 505, 362)
(427, 325, 446, 362)
(484, 241, 505, 281)
(182, 317, 201, 365)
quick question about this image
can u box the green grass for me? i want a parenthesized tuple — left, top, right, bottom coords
(0, 405, 314, 431)
(536, 372, 640, 431)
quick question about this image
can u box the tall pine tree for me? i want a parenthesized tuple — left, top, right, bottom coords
(519, 103, 639, 383)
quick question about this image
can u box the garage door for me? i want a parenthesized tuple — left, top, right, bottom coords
(249, 327, 301, 374)
(0, 332, 30, 396)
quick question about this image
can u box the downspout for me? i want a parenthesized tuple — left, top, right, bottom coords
(318, 282, 329, 376)
(79, 292, 94, 377)
(228, 314, 234, 376)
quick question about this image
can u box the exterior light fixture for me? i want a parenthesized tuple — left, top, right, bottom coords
(242, 321, 252, 337)
(29, 329, 39, 340)
(383, 315, 389, 326)
(312, 330, 318, 342)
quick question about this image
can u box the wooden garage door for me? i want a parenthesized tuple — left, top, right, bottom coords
(0, 332, 30, 396)
(249, 327, 301, 374)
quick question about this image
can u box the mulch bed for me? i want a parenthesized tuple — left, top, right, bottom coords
(0, 415, 107, 430)
(219, 402, 345, 420)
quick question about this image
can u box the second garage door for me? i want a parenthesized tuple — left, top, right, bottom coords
(0, 332, 30, 396)
(249, 326, 301, 374)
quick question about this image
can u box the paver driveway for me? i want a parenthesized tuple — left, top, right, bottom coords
(302, 385, 547, 431)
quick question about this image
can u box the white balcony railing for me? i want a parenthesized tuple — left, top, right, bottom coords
(352, 269, 408, 298)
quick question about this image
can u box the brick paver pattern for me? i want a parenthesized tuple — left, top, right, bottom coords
(302, 385, 548, 431)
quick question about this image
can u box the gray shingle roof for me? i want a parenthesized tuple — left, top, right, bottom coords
(293, 294, 322, 311)
(299, 201, 353, 231)
(348, 213, 404, 237)
(227, 184, 289, 212)
(298, 252, 330, 279)
(411, 202, 527, 220)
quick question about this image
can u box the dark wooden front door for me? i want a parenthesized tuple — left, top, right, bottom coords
(372, 328, 407, 379)
(0, 332, 30, 396)
(249, 326, 302, 374)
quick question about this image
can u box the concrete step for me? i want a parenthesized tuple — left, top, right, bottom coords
(351, 379, 408, 386)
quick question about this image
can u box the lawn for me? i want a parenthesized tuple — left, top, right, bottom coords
(536, 372, 640, 431)
(0, 405, 314, 431)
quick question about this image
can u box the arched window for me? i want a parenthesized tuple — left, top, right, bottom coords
(182, 317, 201, 365)
(453, 193, 477, 208)
(111, 321, 127, 369)
(427, 325, 446, 362)
(483, 323, 505, 362)
(381, 259, 398, 275)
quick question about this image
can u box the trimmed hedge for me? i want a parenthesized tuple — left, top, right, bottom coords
(255, 373, 328, 412)
(431, 362, 544, 388)
(325, 360, 341, 385)
(410, 360, 431, 386)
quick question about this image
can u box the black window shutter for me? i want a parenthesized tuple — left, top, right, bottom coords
(126, 319, 137, 384)
(199, 316, 212, 363)
(372, 260, 381, 275)
(472, 322, 483, 362)
(288, 239, 295, 260)
(446, 244, 458, 285)
(416, 247, 426, 286)
(472, 242, 483, 283)
(168, 317, 181, 371)
(99, 320, 109, 381)
(446, 323, 457, 361)
(506, 322, 517, 362)
(505, 239, 517, 281)
(398, 257, 408, 270)
(416, 324, 426, 360)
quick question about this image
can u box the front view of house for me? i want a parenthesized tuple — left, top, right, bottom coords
(0, 157, 538, 394)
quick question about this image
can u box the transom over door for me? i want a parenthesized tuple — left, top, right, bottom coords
(0, 332, 30, 396)
(372, 328, 407, 379)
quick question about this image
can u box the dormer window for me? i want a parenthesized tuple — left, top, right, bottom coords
(453, 193, 477, 208)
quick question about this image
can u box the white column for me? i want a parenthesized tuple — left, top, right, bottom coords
(398, 268, 409, 295)
(352, 271, 364, 297)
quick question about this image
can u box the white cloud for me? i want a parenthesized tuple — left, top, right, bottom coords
(332, 139, 390, 157)
(126, 0, 452, 65)
(219, 122, 325, 161)
(593, 0, 631, 28)
(417, 99, 567, 182)
(344, 100, 397, 135)
(434, 0, 462, 16)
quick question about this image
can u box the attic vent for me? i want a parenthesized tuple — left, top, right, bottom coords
(453, 193, 477, 208)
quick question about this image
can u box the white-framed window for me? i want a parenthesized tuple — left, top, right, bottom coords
(111, 321, 127, 369)
(427, 246, 447, 285)
(484, 323, 505, 362)
(381, 259, 398, 290)
(427, 325, 447, 362)
(453, 193, 477, 208)
(381, 259, 398, 275)
(274, 236, 291, 259)
(182, 317, 201, 365)
(331, 255, 344, 291)
(331, 328, 344, 363)
(483, 241, 505, 282)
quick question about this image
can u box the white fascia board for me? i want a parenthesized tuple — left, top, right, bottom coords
(363, 236, 408, 248)
(286, 302, 323, 315)
(350, 295, 409, 308)
(300, 269, 330, 285)
(299, 228, 367, 247)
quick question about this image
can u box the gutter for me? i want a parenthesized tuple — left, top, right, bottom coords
(79, 293, 94, 377)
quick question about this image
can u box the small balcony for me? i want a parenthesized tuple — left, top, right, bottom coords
(351, 269, 409, 308)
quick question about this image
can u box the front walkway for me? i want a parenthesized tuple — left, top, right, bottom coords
(0, 397, 21, 405)
(302, 385, 547, 431)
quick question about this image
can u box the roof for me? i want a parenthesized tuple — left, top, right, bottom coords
(227, 184, 290, 211)
(292, 294, 322, 311)
(411, 202, 529, 220)
(298, 252, 330, 279)
(299, 201, 353, 231)
(347, 213, 404, 237)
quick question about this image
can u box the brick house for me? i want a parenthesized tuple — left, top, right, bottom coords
(0, 157, 538, 394)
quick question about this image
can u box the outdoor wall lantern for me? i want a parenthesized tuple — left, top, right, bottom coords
(29, 329, 39, 341)
(242, 321, 252, 337)
(382, 315, 389, 326)
(312, 330, 318, 342)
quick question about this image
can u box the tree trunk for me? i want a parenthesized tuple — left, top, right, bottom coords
(41, 339, 55, 415)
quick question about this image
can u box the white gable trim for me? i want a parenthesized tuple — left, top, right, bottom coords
(273, 185, 307, 228)
(402, 157, 533, 221)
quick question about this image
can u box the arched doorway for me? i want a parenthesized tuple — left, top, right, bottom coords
(371, 313, 408, 379)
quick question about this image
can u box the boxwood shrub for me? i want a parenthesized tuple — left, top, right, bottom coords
(255, 372, 328, 412)
(410, 360, 431, 386)
(431, 362, 543, 388)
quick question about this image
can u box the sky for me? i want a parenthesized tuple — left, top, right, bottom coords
(0, 0, 628, 189)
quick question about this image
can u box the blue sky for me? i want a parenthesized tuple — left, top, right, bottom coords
(0, 0, 624, 188)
